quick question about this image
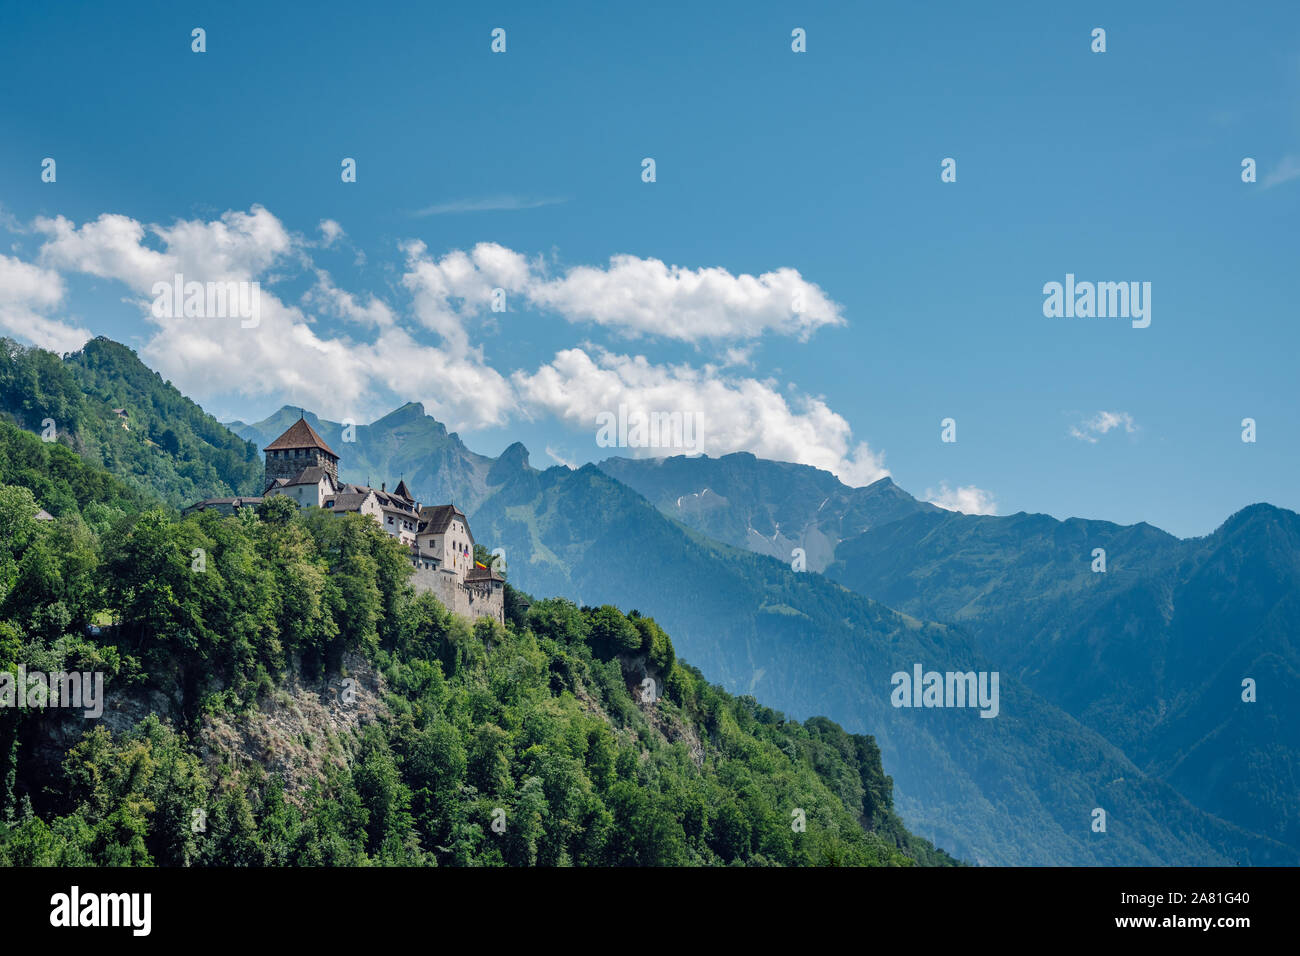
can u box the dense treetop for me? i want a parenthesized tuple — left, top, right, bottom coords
(0, 417, 953, 866)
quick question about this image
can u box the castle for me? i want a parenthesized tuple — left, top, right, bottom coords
(188, 417, 504, 624)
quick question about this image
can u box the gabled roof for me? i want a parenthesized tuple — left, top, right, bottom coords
(393, 479, 414, 502)
(336, 483, 418, 514)
(377, 492, 417, 513)
(264, 418, 338, 457)
(465, 567, 504, 584)
(326, 491, 377, 513)
(284, 466, 336, 488)
(419, 504, 471, 538)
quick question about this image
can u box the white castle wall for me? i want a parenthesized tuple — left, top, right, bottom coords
(411, 567, 504, 626)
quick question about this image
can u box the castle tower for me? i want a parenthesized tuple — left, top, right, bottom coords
(263, 416, 340, 485)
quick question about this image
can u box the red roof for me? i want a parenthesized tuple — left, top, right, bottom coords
(264, 418, 338, 457)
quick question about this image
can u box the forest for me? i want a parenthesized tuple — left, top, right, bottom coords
(0, 417, 953, 866)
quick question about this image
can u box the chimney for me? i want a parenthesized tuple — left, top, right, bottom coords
(381, 481, 386, 492)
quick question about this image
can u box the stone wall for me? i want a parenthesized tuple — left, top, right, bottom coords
(411, 567, 504, 626)
(265, 449, 337, 484)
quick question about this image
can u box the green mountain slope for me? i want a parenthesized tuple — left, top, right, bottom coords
(5, 338, 1292, 865)
(0, 427, 951, 867)
(467, 461, 1294, 865)
(0, 337, 263, 505)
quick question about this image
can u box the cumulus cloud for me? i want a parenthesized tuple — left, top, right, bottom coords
(513, 347, 887, 485)
(32, 207, 512, 431)
(528, 256, 843, 342)
(137, 285, 513, 433)
(36, 206, 294, 296)
(37, 213, 173, 288)
(307, 269, 395, 328)
(1070, 411, 1137, 443)
(0, 254, 89, 353)
(21, 204, 878, 474)
(926, 483, 998, 515)
(398, 242, 844, 344)
(401, 241, 532, 355)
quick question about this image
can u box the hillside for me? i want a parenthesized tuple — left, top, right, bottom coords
(0, 418, 951, 866)
(0, 337, 263, 506)
(465, 458, 1295, 865)
(827, 505, 1300, 853)
(4, 337, 1294, 865)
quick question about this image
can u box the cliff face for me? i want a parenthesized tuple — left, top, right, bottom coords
(197, 653, 386, 802)
(23, 653, 386, 807)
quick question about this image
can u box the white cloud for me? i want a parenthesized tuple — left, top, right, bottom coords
(135, 289, 512, 433)
(36, 206, 292, 290)
(0, 254, 89, 353)
(513, 347, 888, 486)
(32, 207, 512, 432)
(1262, 154, 1300, 189)
(1070, 410, 1137, 443)
(719, 345, 755, 368)
(307, 269, 395, 328)
(413, 196, 569, 216)
(401, 241, 532, 355)
(22, 205, 879, 474)
(926, 483, 998, 515)
(528, 256, 844, 343)
(545, 446, 578, 469)
(318, 219, 344, 246)
(0, 205, 24, 234)
(400, 242, 844, 345)
(36, 213, 172, 288)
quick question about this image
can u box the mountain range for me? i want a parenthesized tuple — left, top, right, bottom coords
(5, 336, 1297, 865)
(597, 454, 939, 573)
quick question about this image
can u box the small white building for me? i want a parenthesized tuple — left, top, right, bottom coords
(265, 466, 338, 509)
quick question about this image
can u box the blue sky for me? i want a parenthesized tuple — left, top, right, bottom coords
(0, 0, 1297, 537)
